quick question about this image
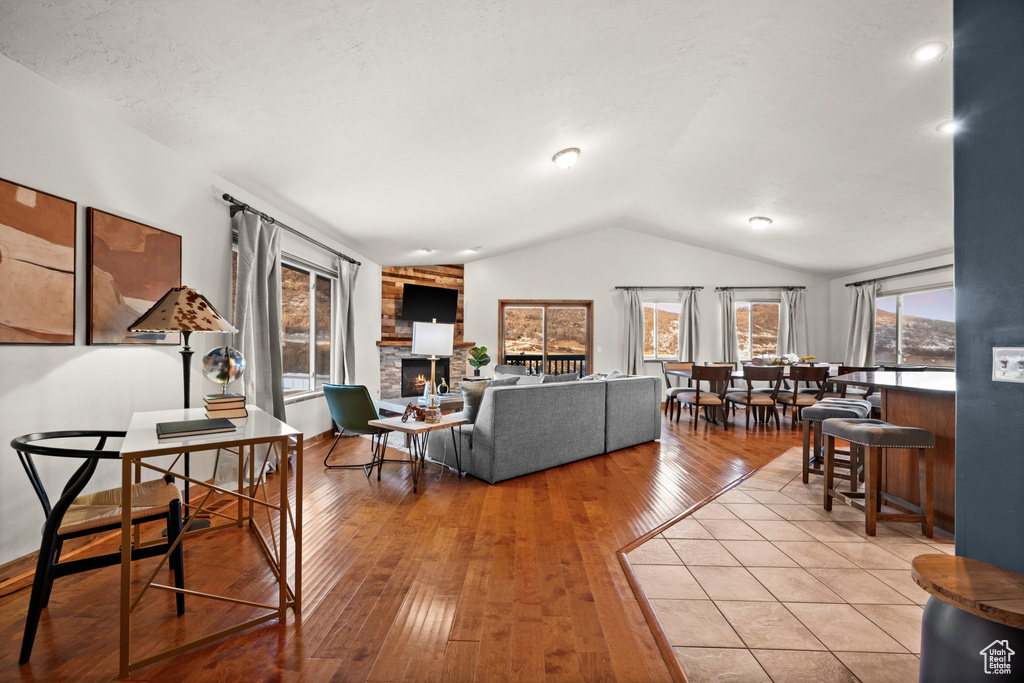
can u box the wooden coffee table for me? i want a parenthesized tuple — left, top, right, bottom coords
(366, 414, 470, 492)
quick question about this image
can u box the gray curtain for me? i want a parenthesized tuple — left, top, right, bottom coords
(332, 257, 359, 384)
(679, 288, 700, 361)
(777, 288, 809, 356)
(845, 283, 880, 365)
(216, 212, 284, 486)
(718, 289, 738, 363)
(623, 289, 645, 375)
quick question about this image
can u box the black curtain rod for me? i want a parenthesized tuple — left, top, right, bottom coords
(715, 285, 806, 291)
(615, 285, 704, 291)
(845, 263, 953, 288)
(222, 193, 361, 266)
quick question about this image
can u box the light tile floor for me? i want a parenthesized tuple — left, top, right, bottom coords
(629, 446, 954, 683)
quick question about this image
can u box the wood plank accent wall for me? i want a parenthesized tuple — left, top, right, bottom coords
(381, 265, 465, 342)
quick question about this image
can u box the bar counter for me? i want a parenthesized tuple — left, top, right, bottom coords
(832, 371, 956, 533)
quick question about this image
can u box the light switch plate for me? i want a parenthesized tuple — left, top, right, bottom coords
(993, 347, 1024, 382)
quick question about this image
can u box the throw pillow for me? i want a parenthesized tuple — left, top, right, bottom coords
(493, 371, 522, 383)
(543, 373, 578, 383)
(606, 369, 626, 379)
(460, 381, 488, 423)
(579, 372, 607, 381)
(518, 374, 544, 385)
(460, 376, 520, 423)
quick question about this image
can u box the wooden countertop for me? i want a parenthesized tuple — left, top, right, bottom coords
(912, 554, 1024, 628)
(831, 371, 955, 395)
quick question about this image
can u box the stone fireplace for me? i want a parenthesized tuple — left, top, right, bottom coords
(401, 358, 450, 397)
(379, 343, 471, 398)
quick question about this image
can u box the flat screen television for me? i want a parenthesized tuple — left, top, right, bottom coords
(401, 284, 459, 323)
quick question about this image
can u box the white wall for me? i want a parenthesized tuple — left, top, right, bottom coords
(0, 56, 381, 564)
(826, 253, 955, 362)
(463, 227, 831, 382)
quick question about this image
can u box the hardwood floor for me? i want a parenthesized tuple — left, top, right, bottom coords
(0, 412, 800, 682)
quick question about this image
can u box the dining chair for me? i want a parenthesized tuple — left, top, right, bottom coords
(322, 384, 390, 477)
(776, 365, 829, 429)
(12, 430, 186, 664)
(726, 365, 784, 429)
(832, 365, 880, 398)
(661, 361, 694, 422)
(675, 364, 732, 430)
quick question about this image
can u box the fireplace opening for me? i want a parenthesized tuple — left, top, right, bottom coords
(401, 358, 450, 397)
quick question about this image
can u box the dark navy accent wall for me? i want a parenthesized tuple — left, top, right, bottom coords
(953, 0, 1024, 571)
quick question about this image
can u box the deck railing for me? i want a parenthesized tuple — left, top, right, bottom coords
(503, 354, 586, 376)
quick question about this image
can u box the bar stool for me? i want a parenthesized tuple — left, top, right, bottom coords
(800, 398, 872, 483)
(821, 418, 935, 537)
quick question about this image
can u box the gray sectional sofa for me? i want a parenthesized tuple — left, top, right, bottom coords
(426, 375, 661, 484)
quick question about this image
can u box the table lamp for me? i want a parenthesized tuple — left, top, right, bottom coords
(129, 286, 236, 530)
(411, 321, 454, 423)
(129, 286, 236, 409)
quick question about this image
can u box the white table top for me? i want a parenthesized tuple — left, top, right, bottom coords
(121, 405, 300, 458)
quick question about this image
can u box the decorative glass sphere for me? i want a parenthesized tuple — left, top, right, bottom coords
(201, 346, 245, 390)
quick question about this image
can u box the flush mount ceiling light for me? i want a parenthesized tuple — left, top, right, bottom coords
(749, 216, 773, 231)
(911, 41, 948, 62)
(937, 120, 958, 134)
(552, 147, 580, 169)
(420, 247, 436, 254)
(469, 246, 483, 253)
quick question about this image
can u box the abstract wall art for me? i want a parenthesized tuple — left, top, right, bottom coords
(0, 177, 77, 344)
(87, 208, 181, 344)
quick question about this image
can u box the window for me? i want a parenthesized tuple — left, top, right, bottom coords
(735, 301, 780, 360)
(643, 301, 681, 359)
(875, 287, 955, 367)
(281, 262, 333, 394)
(232, 247, 335, 396)
(499, 300, 592, 375)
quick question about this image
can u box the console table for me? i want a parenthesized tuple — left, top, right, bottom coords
(119, 407, 302, 677)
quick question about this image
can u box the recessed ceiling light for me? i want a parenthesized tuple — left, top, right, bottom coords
(552, 147, 580, 169)
(911, 41, 948, 62)
(469, 246, 483, 253)
(420, 247, 435, 254)
(749, 216, 773, 231)
(937, 120, 958, 134)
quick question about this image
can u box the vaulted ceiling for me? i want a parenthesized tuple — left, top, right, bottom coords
(0, 0, 952, 275)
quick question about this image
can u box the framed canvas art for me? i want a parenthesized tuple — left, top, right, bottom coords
(0, 177, 76, 344)
(87, 208, 181, 344)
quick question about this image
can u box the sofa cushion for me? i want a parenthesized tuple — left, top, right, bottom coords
(493, 372, 522, 383)
(488, 376, 521, 387)
(518, 374, 544, 385)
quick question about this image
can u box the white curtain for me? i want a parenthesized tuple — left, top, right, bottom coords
(332, 257, 359, 384)
(718, 289, 738, 363)
(679, 288, 700, 361)
(216, 212, 284, 486)
(845, 283, 880, 365)
(623, 289, 645, 375)
(777, 288, 809, 356)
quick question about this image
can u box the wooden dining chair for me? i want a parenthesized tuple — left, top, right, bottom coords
(776, 365, 829, 429)
(832, 365, 880, 399)
(12, 431, 186, 664)
(726, 365, 785, 429)
(675, 364, 732, 430)
(661, 361, 694, 422)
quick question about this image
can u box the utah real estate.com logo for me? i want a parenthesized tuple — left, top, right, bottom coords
(980, 640, 1015, 675)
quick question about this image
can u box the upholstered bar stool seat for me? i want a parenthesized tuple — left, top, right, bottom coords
(867, 393, 881, 417)
(822, 418, 935, 537)
(800, 398, 872, 484)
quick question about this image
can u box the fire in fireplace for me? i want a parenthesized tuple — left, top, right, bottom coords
(401, 358, 450, 397)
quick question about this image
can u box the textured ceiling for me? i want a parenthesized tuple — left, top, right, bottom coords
(0, 0, 952, 275)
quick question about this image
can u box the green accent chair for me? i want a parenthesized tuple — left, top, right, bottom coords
(323, 384, 390, 478)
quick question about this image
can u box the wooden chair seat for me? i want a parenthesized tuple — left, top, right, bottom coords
(776, 393, 820, 407)
(675, 390, 725, 406)
(725, 392, 777, 406)
(58, 479, 182, 536)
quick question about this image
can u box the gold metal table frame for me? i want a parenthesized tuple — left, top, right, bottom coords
(118, 406, 302, 678)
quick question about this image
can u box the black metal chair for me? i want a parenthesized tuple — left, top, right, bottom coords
(322, 384, 393, 478)
(13, 430, 186, 665)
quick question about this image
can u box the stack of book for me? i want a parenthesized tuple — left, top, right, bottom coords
(204, 392, 248, 419)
